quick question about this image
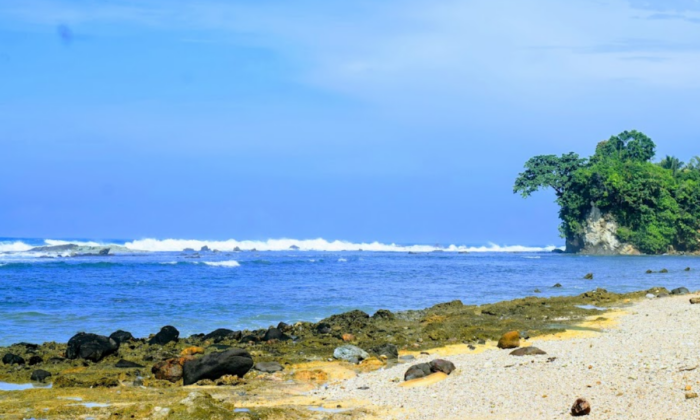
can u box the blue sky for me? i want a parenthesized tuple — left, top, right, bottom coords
(2, 0, 700, 245)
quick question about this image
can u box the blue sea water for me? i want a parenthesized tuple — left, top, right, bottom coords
(0, 238, 698, 346)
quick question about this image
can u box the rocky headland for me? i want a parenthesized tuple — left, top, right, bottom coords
(0, 286, 691, 419)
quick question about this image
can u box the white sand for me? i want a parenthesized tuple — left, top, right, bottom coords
(316, 294, 700, 419)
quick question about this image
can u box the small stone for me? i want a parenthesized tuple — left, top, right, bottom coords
(333, 345, 369, 363)
(690, 298, 700, 305)
(497, 331, 520, 349)
(429, 359, 456, 375)
(509, 347, 546, 356)
(571, 398, 591, 416)
(341, 333, 355, 342)
(254, 362, 284, 373)
(646, 293, 656, 299)
(686, 392, 698, 400)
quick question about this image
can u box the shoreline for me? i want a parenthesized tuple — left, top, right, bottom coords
(1, 286, 691, 418)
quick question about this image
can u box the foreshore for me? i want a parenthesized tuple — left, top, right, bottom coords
(0, 286, 697, 419)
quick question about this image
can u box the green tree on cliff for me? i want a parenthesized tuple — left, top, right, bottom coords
(514, 130, 700, 254)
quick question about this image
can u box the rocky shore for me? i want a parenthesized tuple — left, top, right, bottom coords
(0, 286, 693, 419)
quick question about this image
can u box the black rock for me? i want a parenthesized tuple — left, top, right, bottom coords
(109, 330, 135, 345)
(277, 322, 291, 332)
(404, 363, 432, 381)
(148, 326, 179, 346)
(262, 327, 291, 342)
(28, 355, 43, 366)
(371, 309, 395, 320)
(316, 323, 332, 334)
(429, 359, 456, 375)
(671, 287, 690, 295)
(371, 344, 399, 359)
(2, 353, 25, 365)
(660, 268, 669, 273)
(551, 249, 564, 254)
(254, 361, 284, 373)
(182, 348, 254, 386)
(12, 342, 39, 351)
(189, 333, 205, 340)
(203, 328, 242, 343)
(66, 333, 120, 362)
(685, 267, 692, 272)
(239, 334, 260, 343)
(115, 359, 145, 368)
(30, 369, 52, 383)
(584, 273, 593, 280)
(200, 245, 211, 252)
(553, 283, 562, 288)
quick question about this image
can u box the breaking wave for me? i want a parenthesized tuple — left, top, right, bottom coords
(202, 260, 240, 268)
(1, 238, 563, 254)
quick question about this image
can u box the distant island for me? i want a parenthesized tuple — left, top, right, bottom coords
(514, 130, 700, 255)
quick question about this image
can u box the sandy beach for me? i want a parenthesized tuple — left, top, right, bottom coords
(315, 293, 700, 419)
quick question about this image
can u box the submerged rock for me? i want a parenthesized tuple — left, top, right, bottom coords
(584, 273, 593, 280)
(553, 283, 562, 288)
(182, 348, 253, 386)
(66, 333, 119, 362)
(497, 331, 520, 349)
(333, 345, 370, 363)
(30, 369, 52, 382)
(149, 326, 179, 346)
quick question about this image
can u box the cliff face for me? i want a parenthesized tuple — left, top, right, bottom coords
(565, 206, 640, 255)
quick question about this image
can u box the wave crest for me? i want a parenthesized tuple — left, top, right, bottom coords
(202, 260, 241, 268)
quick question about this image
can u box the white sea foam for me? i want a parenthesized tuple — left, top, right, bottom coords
(338, 258, 347, 262)
(0, 238, 564, 254)
(0, 241, 34, 253)
(123, 238, 561, 253)
(202, 260, 241, 268)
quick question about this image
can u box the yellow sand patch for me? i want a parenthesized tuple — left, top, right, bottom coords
(399, 372, 449, 388)
(180, 346, 205, 356)
(533, 310, 627, 342)
(291, 361, 358, 381)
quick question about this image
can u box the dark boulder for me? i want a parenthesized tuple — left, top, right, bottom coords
(553, 283, 562, 288)
(316, 323, 332, 334)
(404, 363, 432, 380)
(584, 273, 593, 280)
(571, 398, 591, 416)
(685, 267, 692, 272)
(28, 355, 43, 366)
(371, 344, 399, 359)
(200, 245, 211, 252)
(671, 287, 690, 295)
(30, 369, 52, 383)
(371, 309, 395, 320)
(202, 328, 242, 343)
(2, 353, 25, 365)
(109, 330, 134, 345)
(262, 327, 291, 342)
(429, 359, 456, 375)
(148, 326, 179, 346)
(321, 310, 370, 330)
(182, 349, 254, 386)
(66, 333, 119, 362)
(277, 322, 291, 332)
(660, 268, 669, 273)
(116, 359, 145, 368)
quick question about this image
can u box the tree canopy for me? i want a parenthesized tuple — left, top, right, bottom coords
(514, 131, 700, 254)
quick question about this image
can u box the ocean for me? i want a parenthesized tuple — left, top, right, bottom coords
(0, 237, 697, 346)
